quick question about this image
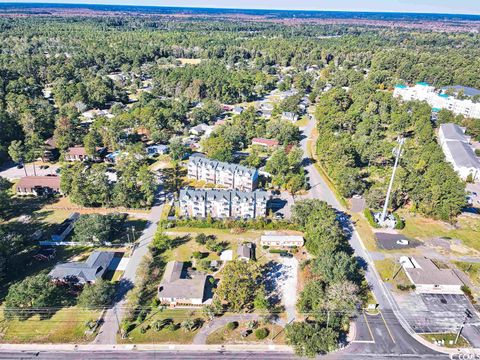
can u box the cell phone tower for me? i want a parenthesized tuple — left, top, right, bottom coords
(379, 137, 405, 225)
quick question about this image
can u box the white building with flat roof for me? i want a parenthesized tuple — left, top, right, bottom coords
(394, 82, 480, 119)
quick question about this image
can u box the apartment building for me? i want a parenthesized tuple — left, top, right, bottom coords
(438, 123, 480, 181)
(393, 82, 480, 119)
(179, 188, 270, 219)
(187, 157, 258, 191)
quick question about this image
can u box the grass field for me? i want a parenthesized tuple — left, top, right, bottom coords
(294, 116, 309, 128)
(119, 309, 202, 344)
(164, 227, 263, 262)
(351, 214, 378, 252)
(454, 261, 480, 288)
(399, 213, 480, 252)
(206, 322, 285, 345)
(0, 306, 100, 343)
(373, 258, 411, 291)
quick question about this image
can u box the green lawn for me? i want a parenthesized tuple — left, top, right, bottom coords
(0, 306, 100, 343)
(206, 322, 285, 345)
(454, 261, 480, 288)
(373, 258, 411, 291)
(420, 333, 470, 348)
(119, 309, 203, 344)
(164, 227, 263, 262)
(294, 116, 309, 128)
(399, 213, 480, 252)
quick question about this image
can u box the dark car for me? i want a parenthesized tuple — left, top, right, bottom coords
(16, 164, 23, 169)
(280, 252, 293, 258)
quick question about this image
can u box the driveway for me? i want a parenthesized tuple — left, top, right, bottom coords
(93, 184, 165, 344)
(263, 257, 298, 323)
(0, 162, 60, 180)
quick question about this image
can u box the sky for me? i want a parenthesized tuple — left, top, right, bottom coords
(3, 0, 480, 15)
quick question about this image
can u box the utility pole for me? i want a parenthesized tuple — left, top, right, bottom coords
(380, 137, 405, 224)
(455, 309, 472, 344)
(131, 226, 136, 242)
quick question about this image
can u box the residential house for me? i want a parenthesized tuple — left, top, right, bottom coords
(187, 157, 258, 191)
(147, 144, 169, 156)
(438, 123, 480, 181)
(179, 188, 270, 219)
(400, 256, 465, 294)
(232, 106, 244, 115)
(260, 235, 304, 248)
(158, 261, 211, 306)
(252, 138, 279, 149)
(237, 243, 254, 261)
(51, 212, 80, 242)
(49, 251, 115, 284)
(190, 123, 213, 136)
(16, 176, 61, 196)
(281, 112, 299, 122)
(65, 146, 106, 162)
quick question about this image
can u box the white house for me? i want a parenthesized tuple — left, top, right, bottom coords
(260, 235, 304, 247)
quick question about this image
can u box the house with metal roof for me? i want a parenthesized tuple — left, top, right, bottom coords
(158, 261, 211, 306)
(49, 251, 115, 284)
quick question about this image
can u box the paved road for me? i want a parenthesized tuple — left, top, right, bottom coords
(0, 349, 451, 359)
(93, 185, 165, 344)
(299, 116, 444, 356)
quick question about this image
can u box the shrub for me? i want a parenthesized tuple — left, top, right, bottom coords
(226, 321, 238, 331)
(393, 213, 405, 230)
(396, 284, 415, 291)
(462, 285, 476, 303)
(255, 328, 269, 340)
(192, 251, 205, 259)
(167, 322, 179, 331)
(195, 233, 207, 244)
(262, 245, 269, 250)
(364, 208, 379, 228)
(269, 249, 287, 254)
(246, 320, 258, 330)
(140, 325, 150, 334)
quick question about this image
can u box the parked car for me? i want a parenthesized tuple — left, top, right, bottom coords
(280, 252, 293, 258)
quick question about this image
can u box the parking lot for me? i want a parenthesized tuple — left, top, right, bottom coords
(396, 292, 479, 333)
(0, 162, 60, 180)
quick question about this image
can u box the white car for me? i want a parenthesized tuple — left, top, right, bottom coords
(396, 239, 409, 246)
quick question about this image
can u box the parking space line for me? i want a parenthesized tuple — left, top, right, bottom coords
(379, 310, 396, 344)
(363, 311, 375, 342)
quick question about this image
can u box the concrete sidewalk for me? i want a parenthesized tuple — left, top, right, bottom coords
(0, 344, 293, 352)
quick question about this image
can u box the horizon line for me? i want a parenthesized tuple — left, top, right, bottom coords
(1, 2, 479, 17)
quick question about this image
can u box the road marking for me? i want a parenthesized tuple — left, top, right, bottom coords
(350, 340, 375, 344)
(363, 311, 375, 342)
(380, 310, 396, 344)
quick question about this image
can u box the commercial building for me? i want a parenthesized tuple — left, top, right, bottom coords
(400, 256, 464, 294)
(187, 157, 258, 191)
(438, 123, 480, 181)
(393, 82, 480, 119)
(179, 188, 269, 219)
(158, 261, 211, 306)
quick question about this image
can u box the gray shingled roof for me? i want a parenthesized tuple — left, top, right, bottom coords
(237, 243, 254, 259)
(403, 257, 464, 287)
(49, 251, 115, 283)
(181, 188, 268, 202)
(188, 157, 257, 176)
(445, 141, 480, 169)
(158, 261, 208, 301)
